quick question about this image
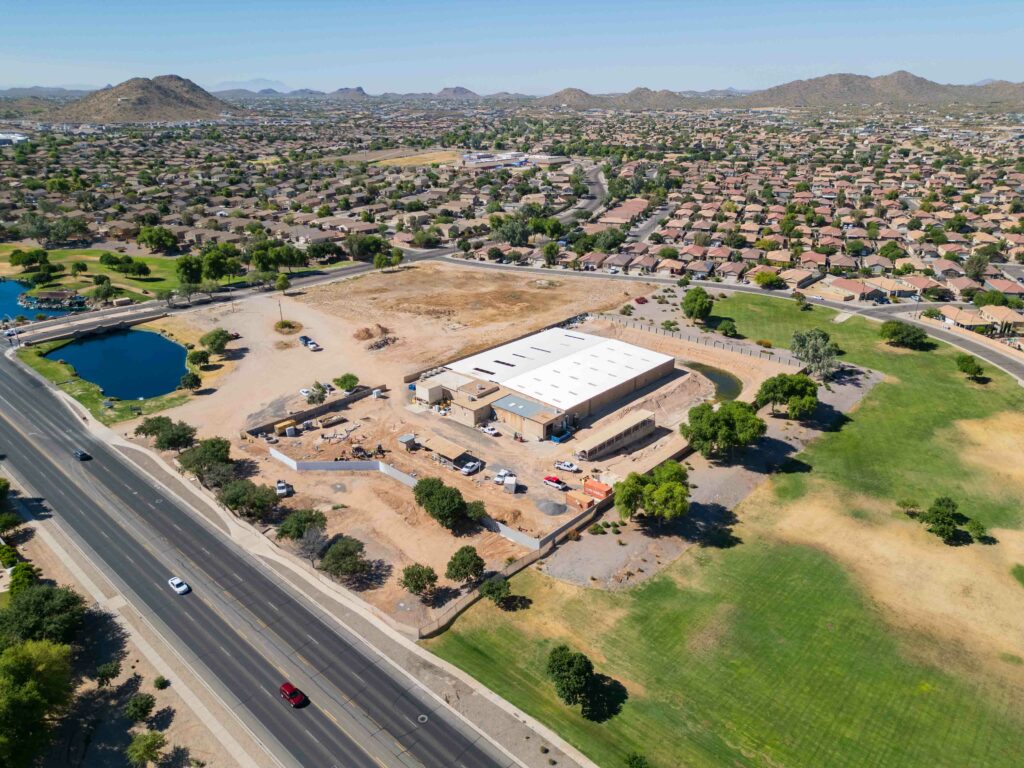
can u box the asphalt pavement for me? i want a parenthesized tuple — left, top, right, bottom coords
(0, 357, 510, 768)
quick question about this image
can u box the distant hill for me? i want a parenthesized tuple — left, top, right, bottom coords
(56, 75, 239, 123)
(329, 87, 369, 100)
(0, 85, 92, 99)
(435, 86, 479, 100)
(210, 78, 290, 92)
(0, 96, 56, 118)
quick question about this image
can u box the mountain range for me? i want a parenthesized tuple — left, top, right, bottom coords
(5, 71, 1024, 123)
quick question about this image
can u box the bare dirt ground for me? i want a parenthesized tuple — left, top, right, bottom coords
(14, 522, 236, 768)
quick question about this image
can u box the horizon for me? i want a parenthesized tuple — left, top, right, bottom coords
(2, 0, 1022, 93)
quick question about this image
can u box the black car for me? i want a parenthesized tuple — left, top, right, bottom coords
(72, 449, 91, 461)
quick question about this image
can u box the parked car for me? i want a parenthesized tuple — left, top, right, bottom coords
(492, 468, 511, 484)
(306, 341, 321, 351)
(298, 335, 311, 346)
(279, 682, 307, 708)
(608, 267, 620, 275)
(299, 388, 311, 398)
(479, 425, 499, 436)
(543, 475, 568, 490)
(635, 296, 648, 304)
(167, 576, 190, 595)
(459, 460, 482, 476)
(3, 329, 17, 337)
(275, 480, 291, 497)
(72, 449, 91, 461)
(554, 460, 580, 473)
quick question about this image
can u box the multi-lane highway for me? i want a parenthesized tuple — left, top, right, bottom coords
(0, 357, 510, 768)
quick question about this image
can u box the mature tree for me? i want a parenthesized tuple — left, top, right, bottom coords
(754, 271, 786, 289)
(641, 481, 690, 522)
(879, 320, 929, 349)
(178, 437, 232, 485)
(956, 353, 984, 381)
(186, 349, 210, 368)
(399, 563, 437, 599)
(277, 509, 327, 541)
(94, 660, 121, 688)
(199, 328, 232, 357)
(717, 318, 738, 337)
(174, 254, 204, 285)
(306, 381, 327, 405)
(546, 645, 594, 707)
(0, 640, 74, 767)
(122, 692, 156, 722)
(446, 546, 485, 583)
(963, 252, 989, 282)
(124, 731, 167, 768)
(790, 328, 840, 380)
(297, 524, 328, 564)
(155, 421, 196, 451)
(179, 371, 201, 391)
(413, 478, 469, 529)
(333, 373, 359, 392)
(274, 273, 290, 293)
(920, 496, 960, 542)
(318, 536, 370, 580)
(613, 473, 646, 520)
(218, 480, 277, 521)
(0, 511, 23, 537)
(680, 401, 766, 460)
(136, 225, 177, 254)
(0, 584, 86, 646)
(479, 575, 511, 604)
(7, 563, 40, 597)
(681, 286, 713, 322)
(755, 373, 819, 418)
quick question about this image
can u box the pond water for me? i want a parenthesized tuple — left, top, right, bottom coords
(685, 361, 743, 401)
(47, 329, 187, 400)
(0, 280, 68, 320)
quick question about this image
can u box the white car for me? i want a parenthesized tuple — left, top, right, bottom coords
(492, 468, 511, 484)
(608, 267, 620, 274)
(459, 460, 482, 476)
(275, 479, 291, 497)
(299, 388, 311, 398)
(307, 342, 321, 351)
(554, 460, 580, 473)
(168, 577, 190, 595)
(479, 425, 499, 436)
(3, 329, 16, 337)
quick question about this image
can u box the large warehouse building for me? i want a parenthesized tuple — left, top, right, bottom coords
(417, 328, 676, 440)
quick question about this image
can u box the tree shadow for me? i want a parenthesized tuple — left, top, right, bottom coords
(222, 346, 249, 362)
(428, 586, 461, 608)
(943, 529, 974, 547)
(498, 595, 533, 612)
(705, 315, 746, 339)
(636, 503, 743, 549)
(163, 745, 194, 768)
(148, 706, 175, 732)
(581, 674, 629, 722)
(346, 559, 392, 591)
(232, 458, 261, 480)
(80, 608, 130, 670)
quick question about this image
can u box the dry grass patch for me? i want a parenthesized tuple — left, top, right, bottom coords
(949, 411, 1024, 497)
(373, 149, 461, 167)
(755, 479, 1024, 691)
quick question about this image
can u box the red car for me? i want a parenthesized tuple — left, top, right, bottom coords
(279, 682, 307, 708)
(635, 296, 649, 304)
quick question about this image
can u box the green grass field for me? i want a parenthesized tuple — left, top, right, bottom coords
(427, 292, 1024, 768)
(16, 339, 189, 425)
(712, 295, 1024, 528)
(429, 555, 1024, 768)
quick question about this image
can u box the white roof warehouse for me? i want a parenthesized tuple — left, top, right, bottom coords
(447, 329, 676, 436)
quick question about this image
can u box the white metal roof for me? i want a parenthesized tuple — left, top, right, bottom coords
(448, 329, 673, 412)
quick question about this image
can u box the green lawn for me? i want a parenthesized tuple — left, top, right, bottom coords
(17, 339, 189, 425)
(712, 295, 1024, 528)
(429, 554, 1024, 768)
(427, 292, 1024, 768)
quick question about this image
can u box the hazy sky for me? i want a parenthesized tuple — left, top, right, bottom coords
(3, 0, 1022, 93)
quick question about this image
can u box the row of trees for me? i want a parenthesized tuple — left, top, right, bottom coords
(901, 496, 990, 545)
(412, 477, 486, 530)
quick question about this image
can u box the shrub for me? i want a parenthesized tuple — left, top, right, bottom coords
(755, 339, 773, 348)
(95, 660, 121, 687)
(479, 575, 511, 604)
(153, 675, 170, 690)
(123, 692, 157, 722)
(399, 563, 437, 598)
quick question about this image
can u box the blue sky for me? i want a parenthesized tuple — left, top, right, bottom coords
(3, 0, 1022, 93)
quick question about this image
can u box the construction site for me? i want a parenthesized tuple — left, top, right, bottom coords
(143, 263, 792, 622)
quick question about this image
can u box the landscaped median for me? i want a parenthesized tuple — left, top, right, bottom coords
(16, 338, 190, 425)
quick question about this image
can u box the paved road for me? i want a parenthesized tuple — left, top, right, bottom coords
(0, 357, 509, 768)
(555, 165, 606, 226)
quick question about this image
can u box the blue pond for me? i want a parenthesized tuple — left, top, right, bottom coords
(48, 329, 187, 400)
(0, 280, 68, 320)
